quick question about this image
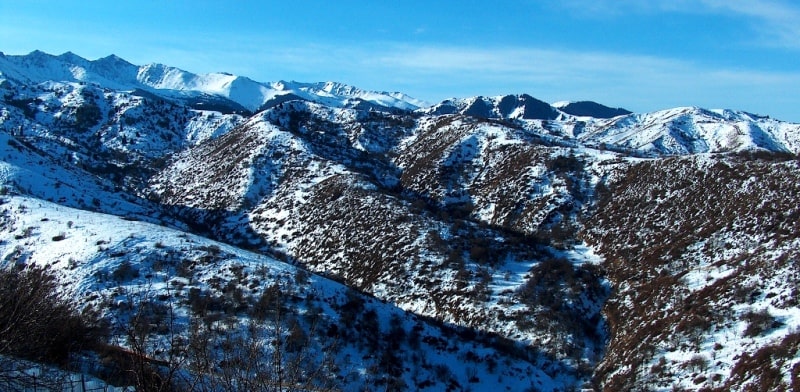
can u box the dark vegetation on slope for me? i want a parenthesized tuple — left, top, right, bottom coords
(135, 101, 611, 386)
(244, 106, 608, 365)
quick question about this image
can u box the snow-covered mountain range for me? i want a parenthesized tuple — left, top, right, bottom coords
(0, 50, 426, 113)
(1, 50, 799, 391)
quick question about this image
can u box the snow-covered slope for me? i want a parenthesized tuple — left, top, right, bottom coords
(0, 195, 569, 391)
(2, 49, 800, 391)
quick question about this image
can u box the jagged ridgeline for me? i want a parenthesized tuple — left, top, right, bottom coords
(1, 50, 799, 391)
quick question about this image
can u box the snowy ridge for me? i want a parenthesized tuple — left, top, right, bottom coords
(268, 80, 429, 111)
(3, 50, 799, 155)
(575, 106, 800, 155)
(420, 95, 800, 154)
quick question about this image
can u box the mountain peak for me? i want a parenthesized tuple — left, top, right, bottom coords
(556, 100, 632, 118)
(58, 51, 85, 62)
(95, 53, 133, 65)
(28, 49, 50, 57)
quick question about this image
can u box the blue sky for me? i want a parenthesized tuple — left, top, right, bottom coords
(1, 0, 799, 121)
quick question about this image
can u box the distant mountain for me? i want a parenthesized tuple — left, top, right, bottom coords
(553, 100, 631, 118)
(0, 50, 426, 113)
(1, 50, 799, 391)
(574, 106, 800, 155)
(422, 94, 561, 120)
(417, 98, 799, 156)
(421, 95, 631, 121)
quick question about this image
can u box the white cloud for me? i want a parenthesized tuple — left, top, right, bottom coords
(556, 0, 800, 50)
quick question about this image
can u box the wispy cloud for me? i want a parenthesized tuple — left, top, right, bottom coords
(699, 0, 800, 49)
(553, 0, 695, 16)
(371, 46, 686, 79)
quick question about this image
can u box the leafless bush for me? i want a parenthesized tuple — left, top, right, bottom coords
(0, 265, 107, 385)
(742, 308, 780, 337)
